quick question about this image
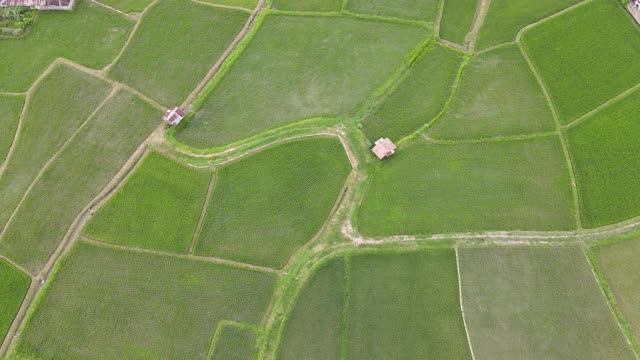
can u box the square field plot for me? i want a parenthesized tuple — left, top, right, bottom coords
(12, 242, 276, 359)
(109, 0, 248, 106)
(593, 237, 640, 345)
(210, 323, 257, 360)
(194, 137, 351, 269)
(347, 250, 472, 359)
(566, 87, 640, 228)
(279, 258, 345, 360)
(428, 44, 555, 140)
(345, 0, 439, 22)
(85, 153, 212, 253)
(0, 260, 30, 343)
(458, 246, 635, 360)
(476, 0, 580, 51)
(521, 0, 640, 124)
(174, 14, 428, 148)
(357, 136, 576, 237)
(0, 0, 133, 92)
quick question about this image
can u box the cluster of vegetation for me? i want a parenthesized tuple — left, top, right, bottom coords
(0, 7, 35, 36)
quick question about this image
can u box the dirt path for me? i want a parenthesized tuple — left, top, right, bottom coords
(455, 247, 477, 360)
(181, 0, 267, 109)
(465, 0, 491, 51)
(188, 173, 216, 254)
(90, 0, 138, 20)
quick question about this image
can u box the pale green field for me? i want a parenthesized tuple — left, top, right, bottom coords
(593, 237, 640, 345)
(428, 44, 555, 139)
(458, 246, 635, 359)
(109, 0, 248, 106)
(272, 0, 341, 11)
(174, 14, 429, 148)
(0, 90, 160, 273)
(210, 323, 257, 360)
(0, 95, 24, 165)
(12, 241, 276, 359)
(345, 0, 439, 21)
(439, 0, 477, 44)
(0, 65, 111, 234)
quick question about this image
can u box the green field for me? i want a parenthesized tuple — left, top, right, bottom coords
(439, 0, 477, 44)
(594, 237, 640, 344)
(195, 137, 351, 268)
(97, 0, 154, 13)
(358, 136, 575, 236)
(174, 14, 428, 148)
(521, 0, 640, 124)
(85, 153, 211, 253)
(272, 0, 341, 11)
(0, 90, 160, 273)
(0, 0, 133, 92)
(477, 0, 580, 50)
(210, 323, 257, 360)
(0, 65, 111, 232)
(347, 250, 472, 359)
(345, 0, 439, 21)
(109, 0, 248, 106)
(279, 257, 345, 360)
(0, 260, 30, 344)
(12, 241, 276, 359)
(458, 246, 635, 359)
(0, 95, 24, 165)
(428, 44, 554, 139)
(362, 44, 463, 141)
(566, 88, 640, 228)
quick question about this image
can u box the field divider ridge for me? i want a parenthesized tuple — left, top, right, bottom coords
(516, 41, 583, 230)
(80, 236, 281, 275)
(89, 0, 138, 20)
(563, 81, 640, 130)
(0, 277, 39, 356)
(455, 246, 477, 360)
(188, 172, 216, 254)
(514, 0, 592, 43)
(189, 0, 252, 13)
(581, 245, 640, 359)
(464, 0, 491, 52)
(340, 255, 351, 360)
(423, 130, 557, 145)
(0, 85, 120, 244)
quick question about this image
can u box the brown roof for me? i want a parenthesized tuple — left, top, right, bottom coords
(162, 106, 186, 126)
(372, 138, 396, 160)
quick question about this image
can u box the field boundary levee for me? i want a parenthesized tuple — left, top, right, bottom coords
(188, 172, 216, 254)
(455, 246, 477, 360)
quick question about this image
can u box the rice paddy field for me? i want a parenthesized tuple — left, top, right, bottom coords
(2, 0, 640, 357)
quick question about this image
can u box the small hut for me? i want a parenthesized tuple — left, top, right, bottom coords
(629, 0, 640, 24)
(371, 138, 396, 160)
(162, 106, 186, 126)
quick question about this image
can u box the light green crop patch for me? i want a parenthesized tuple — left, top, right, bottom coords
(194, 137, 351, 269)
(357, 136, 575, 237)
(109, 0, 248, 106)
(429, 44, 555, 139)
(85, 153, 212, 253)
(593, 237, 640, 346)
(272, 0, 341, 12)
(458, 246, 636, 360)
(439, 0, 477, 45)
(279, 257, 345, 360)
(209, 322, 258, 360)
(0, 259, 30, 344)
(362, 44, 464, 142)
(174, 14, 429, 148)
(0, 0, 133, 92)
(0, 64, 111, 235)
(347, 250, 472, 359)
(12, 242, 276, 359)
(0, 95, 24, 165)
(345, 0, 439, 22)
(476, 0, 580, 50)
(521, 0, 640, 124)
(566, 87, 640, 228)
(0, 90, 161, 274)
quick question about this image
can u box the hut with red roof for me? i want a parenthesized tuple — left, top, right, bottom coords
(162, 106, 186, 126)
(371, 138, 396, 160)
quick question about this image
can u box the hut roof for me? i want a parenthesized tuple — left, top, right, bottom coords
(162, 106, 186, 126)
(372, 138, 397, 160)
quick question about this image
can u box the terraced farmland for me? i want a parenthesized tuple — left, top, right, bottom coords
(1, 0, 640, 358)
